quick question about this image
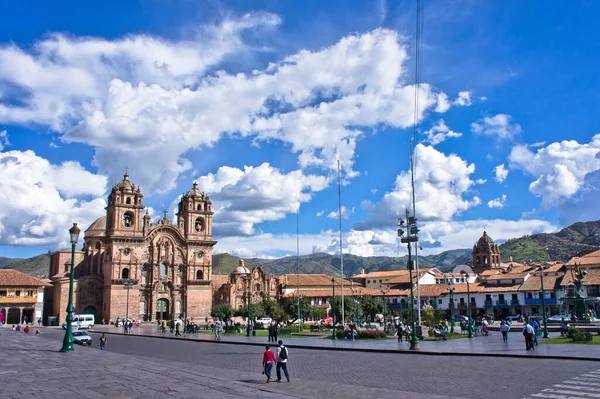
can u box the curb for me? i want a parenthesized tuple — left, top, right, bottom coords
(89, 331, 600, 362)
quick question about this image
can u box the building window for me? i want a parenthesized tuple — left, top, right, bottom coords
(160, 263, 167, 276)
(123, 248, 130, 256)
(512, 293, 518, 300)
(196, 270, 204, 280)
(197, 204, 201, 211)
(95, 242, 101, 250)
(438, 299, 442, 305)
(126, 197, 131, 205)
(194, 217, 204, 232)
(123, 212, 134, 228)
(15, 290, 21, 297)
(121, 268, 130, 279)
(0, 290, 6, 297)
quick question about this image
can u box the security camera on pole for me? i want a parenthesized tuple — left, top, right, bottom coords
(398, 210, 420, 350)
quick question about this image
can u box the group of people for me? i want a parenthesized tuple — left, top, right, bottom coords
(521, 318, 540, 350)
(262, 340, 290, 383)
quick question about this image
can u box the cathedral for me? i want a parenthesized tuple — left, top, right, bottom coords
(49, 173, 217, 323)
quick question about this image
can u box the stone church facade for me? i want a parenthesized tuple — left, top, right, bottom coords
(49, 173, 217, 323)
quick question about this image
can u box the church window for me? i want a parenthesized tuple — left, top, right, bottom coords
(196, 270, 204, 280)
(95, 242, 101, 250)
(197, 204, 201, 211)
(139, 302, 145, 315)
(177, 265, 182, 274)
(160, 263, 167, 276)
(194, 217, 204, 232)
(121, 268, 130, 279)
(123, 248, 130, 256)
(123, 212, 134, 228)
(483, 256, 488, 265)
(126, 197, 131, 205)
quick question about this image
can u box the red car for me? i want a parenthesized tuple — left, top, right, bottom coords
(476, 314, 493, 321)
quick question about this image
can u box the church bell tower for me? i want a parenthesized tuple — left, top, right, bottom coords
(176, 182, 213, 241)
(105, 172, 145, 238)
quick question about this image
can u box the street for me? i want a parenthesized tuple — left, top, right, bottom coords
(29, 328, 600, 399)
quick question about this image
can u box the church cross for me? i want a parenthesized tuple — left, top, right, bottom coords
(125, 166, 129, 174)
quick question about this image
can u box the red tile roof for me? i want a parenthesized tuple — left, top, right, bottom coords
(567, 250, 600, 266)
(0, 270, 51, 287)
(518, 276, 562, 291)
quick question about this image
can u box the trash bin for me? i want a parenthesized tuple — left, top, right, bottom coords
(47, 316, 58, 326)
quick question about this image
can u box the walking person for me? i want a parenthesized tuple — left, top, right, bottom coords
(268, 323, 274, 342)
(397, 324, 404, 343)
(275, 340, 290, 383)
(175, 320, 181, 337)
(99, 333, 107, 350)
(161, 320, 167, 335)
(500, 320, 510, 343)
(273, 322, 279, 342)
(522, 319, 535, 350)
(262, 345, 277, 383)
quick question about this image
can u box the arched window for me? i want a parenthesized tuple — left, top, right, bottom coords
(95, 242, 101, 250)
(139, 302, 145, 315)
(121, 268, 130, 279)
(196, 270, 204, 280)
(126, 197, 131, 204)
(123, 212, 133, 228)
(160, 263, 167, 276)
(483, 256, 488, 265)
(194, 217, 204, 232)
(197, 204, 201, 211)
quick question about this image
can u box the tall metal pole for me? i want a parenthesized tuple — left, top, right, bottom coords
(61, 223, 80, 353)
(297, 208, 301, 333)
(337, 160, 345, 325)
(332, 278, 337, 340)
(449, 287, 455, 334)
(466, 274, 473, 338)
(407, 232, 419, 350)
(540, 265, 549, 338)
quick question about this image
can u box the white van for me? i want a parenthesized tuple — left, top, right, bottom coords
(61, 314, 95, 330)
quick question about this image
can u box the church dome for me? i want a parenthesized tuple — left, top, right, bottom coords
(233, 266, 250, 274)
(84, 216, 106, 238)
(184, 182, 204, 198)
(114, 173, 136, 193)
(475, 231, 495, 248)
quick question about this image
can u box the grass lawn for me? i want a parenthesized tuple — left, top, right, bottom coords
(422, 333, 469, 341)
(542, 335, 600, 345)
(188, 329, 315, 338)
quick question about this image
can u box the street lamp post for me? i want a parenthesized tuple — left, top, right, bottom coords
(331, 277, 337, 340)
(380, 284, 389, 330)
(247, 278, 253, 336)
(447, 279, 455, 334)
(461, 271, 473, 338)
(539, 264, 550, 339)
(60, 223, 80, 352)
(398, 211, 420, 350)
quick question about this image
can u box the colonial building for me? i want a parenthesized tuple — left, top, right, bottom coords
(213, 261, 279, 309)
(472, 231, 503, 274)
(0, 270, 50, 325)
(49, 174, 217, 323)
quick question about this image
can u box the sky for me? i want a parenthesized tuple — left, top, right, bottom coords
(1, 0, 599, 260)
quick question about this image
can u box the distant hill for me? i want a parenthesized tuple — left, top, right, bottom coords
(497, 220, 600, 263)
(4, 220, 600, 278)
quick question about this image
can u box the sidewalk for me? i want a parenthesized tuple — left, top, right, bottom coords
(93, 325, 600, 361)
(0, 330, 459, 399)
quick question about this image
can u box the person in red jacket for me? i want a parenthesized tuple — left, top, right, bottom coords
(262, 345, 277, 383)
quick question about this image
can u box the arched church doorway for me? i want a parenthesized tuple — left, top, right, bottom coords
(156, 299, 169, 321)
(82, 306, 97, 319)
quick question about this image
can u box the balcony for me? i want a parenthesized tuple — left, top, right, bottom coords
(0, 296, 38, 304)
(496, 300, 509, 306)
(484, 300, 493, 307)
(188, 279, 211, 286)
(510, 300, 520, 306)
(524, 298, 557, 305)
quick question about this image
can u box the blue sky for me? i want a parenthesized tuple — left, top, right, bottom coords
(1, 0, 599, 259)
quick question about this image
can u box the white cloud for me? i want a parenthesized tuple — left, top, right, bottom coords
(435, 92, 451, 113)
(454, 90, 472, 106)
(493, 163, 508, 183)
(423, 119, 462, 146)
(488, 194, 507, 208)
(509, 135, 600, 206)
(316, 210, 325, 217)
(480, 96, 488, 102)
(475, 179, 487, 185)
(370, 188, 378, 195)
(0, 150, 107, 246)
(356, 144, 480, 229)
(471, 114, 521, 141)
(327, 206, 350, 220)
(198, 163, 329, 236)
(1, 26, 455, 195)
(0, 130, 8, 151)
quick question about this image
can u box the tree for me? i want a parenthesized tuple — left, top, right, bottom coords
(234, 303, 265, 320)
(283, 296, 311, 321)
(359, 295, 383, 320)
(211, 304, 233, 320)
(262, 298, 279, 318)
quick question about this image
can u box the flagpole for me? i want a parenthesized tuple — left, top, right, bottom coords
(297, 207, 301, 333)
(337, 160, 345, 325)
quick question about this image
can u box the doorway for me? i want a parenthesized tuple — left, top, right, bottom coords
(82, 306, 97, 319)
(156, 299, 169, 321)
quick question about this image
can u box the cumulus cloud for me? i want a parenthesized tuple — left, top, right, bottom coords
(197, 163, 328, 236)
(1, 25, 453, 196)
(509, 135, 600, 206)
(0, 130, 8, 151)
(471, 114, 521, 141)
(355, 144, 480, 230)
(316, 210, 325, 217)
(488, 194, 507, 208)
(454, 90, 472, 106)
(327, 206, 351, 220)
(493, 163, 508, 183)
(0, 150, 107, 246)
(423, 119, 462, 146)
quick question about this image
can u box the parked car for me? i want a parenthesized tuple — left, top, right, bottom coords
(255, 317, 273, 328)
(547, 313, 570, 322)
(72, 331, 92, 345)
(529, 313, 544, 321)
(455, 315, 471, 323)
(505, 314, 522, 322)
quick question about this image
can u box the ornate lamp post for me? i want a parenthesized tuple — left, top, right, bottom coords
(447, 277, 455, 334)
(539, 264, 550, 339)
(331, 277, 337, 340)
(380, 284, 389, 329)
(398, 211, 419, 350)
(460, 271, 473, 339)
(247, 277, 253, 336)
(60, 223, 80, 352)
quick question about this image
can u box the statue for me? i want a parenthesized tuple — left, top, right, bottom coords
(570, 263, 588, 298)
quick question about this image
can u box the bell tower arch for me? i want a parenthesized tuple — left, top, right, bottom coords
(176, 182, 213, 241)
(105, 172, 145, 238)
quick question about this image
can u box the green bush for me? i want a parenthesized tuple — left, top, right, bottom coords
(357, 329, 387, 339)
(567, 327, 593, 342)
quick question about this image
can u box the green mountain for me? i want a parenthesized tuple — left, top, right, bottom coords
(0, 253, 51, 279)
(0, 257, 19, 268)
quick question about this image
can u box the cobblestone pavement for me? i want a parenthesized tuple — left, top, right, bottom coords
(527, 367, 600, 398)
(27, 328, 600, 399)
(0, 330, 461, 399)
(92, 324, 600, 360)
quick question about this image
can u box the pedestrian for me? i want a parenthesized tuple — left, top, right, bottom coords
(500, 320, 510, 343)
(213, 321, 221, 340)
(23, 315, 28, 325)
(529, 318, 539, 346)
(175, 320, 181, 337)
(170, 319, 175, 334)
(37, 318, 42, 327)
(397, 324, 404, 343)
(522, 319, 535, 350)
(35, 330, 40, 335)
(123, 320, 128, 334)
(161, 320, 167, 335)
(99, 333, 107, 350)
(275, 340, 290, 383)
(268, 323, 274, 342)
(128, 320, 133, 334)
(273, 323, 278, 342)
(262, 345, 277, 383)
(23, 325, 30, 333)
